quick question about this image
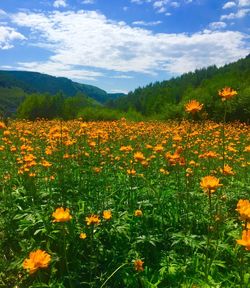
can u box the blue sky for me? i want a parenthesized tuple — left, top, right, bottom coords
(0, 0, 249, 93)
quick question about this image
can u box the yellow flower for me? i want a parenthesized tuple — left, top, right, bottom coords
(80, 233, 87, 239)
(237, 230, 250, 251)
(218, 87, 237, 101)
(200, 175, 222, 194)
(23, 249, 51, 274)
(134, 209, 143, 217)
(86, 214, 100, 225)
(52, 207, 72, 222)
(185, 100, 203, 114)
(134, 259, 144, 272)
(103, 210, 112, 220)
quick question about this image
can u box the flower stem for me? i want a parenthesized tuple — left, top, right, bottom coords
(100, 263, 127, 288)
(63, 226, 73, 288)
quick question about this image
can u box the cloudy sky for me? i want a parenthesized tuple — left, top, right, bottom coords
(0, 1, 249, 93)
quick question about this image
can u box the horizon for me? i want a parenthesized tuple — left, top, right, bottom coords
(0, 53, 248, 95)
(0, 0, 249, 93)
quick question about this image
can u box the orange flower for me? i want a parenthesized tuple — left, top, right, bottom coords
(93, 167, 102, 173)
(185, 100, 203, 114)
(103, 210, 112, 220)
(0, 121, 6, 129)
(218, 87, 237, 101)
(41, 160, 52, 167)
(127, 169, 136, 175)
(244, 145, 250, 152)
(200, 175, 222, 194)
(153, 144, 164, 153)
(134, 152, 145, 162)
(120, 145, 133, 152)
(134, 259, 144, 271)
(220, 164, 235, 175)
(52, 207, 72, 222)
(86, 214, 100, 225)
(237, 230, 250, 251)
(236, 199, 250, 222)
(23, 249, 51, 274)
(134, 209, 143, 217)
(80, 233, 87, 239)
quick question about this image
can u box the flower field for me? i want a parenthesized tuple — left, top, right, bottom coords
(0, 116, 249, 287)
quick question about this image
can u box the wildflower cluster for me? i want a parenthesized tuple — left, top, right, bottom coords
(236, 199, 250, 251)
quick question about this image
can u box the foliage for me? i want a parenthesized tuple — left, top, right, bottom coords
(17, 93, 143, 121)
(78, 106, 144, 121)
(0, 87, 26, 117)
(17, 93, 99, 120)
(111, 54, 250, 122)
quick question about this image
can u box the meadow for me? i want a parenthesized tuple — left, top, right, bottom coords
(0, 94, 249, 287)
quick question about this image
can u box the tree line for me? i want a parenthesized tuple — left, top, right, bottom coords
(108, 55, 250, 122)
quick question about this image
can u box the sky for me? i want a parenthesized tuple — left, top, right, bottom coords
(0, 1, 249, 94)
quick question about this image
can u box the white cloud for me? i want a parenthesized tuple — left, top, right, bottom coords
(157, 6, 167, 13)
(10, 10, 250, 77)
(131, 0, 145, 4)
(0, 9, 7, 17)
(53, 0, 67, 8)
(112, 75, 134, 79)
(209, 21, 227, 30)
(221, 8, 250, 19)
(131, 0, 186, 13)
(238, 0, 250, 7)
(153, 0, 181, 13)
(170, 2, 181, 8)
(16, 61, 103, 81)
(0, 25, 26, 49)
(153, 1, 169, 8)
(82, 0, 95, 4)
(110, 89, 129, 94)
(0, 65, 13, 69)
(132, 20, 162, 26)
(222, 2, 236, 9)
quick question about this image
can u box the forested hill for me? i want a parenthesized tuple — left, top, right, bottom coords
(0, 70, 124, 103)
(110, 54, 250, 121)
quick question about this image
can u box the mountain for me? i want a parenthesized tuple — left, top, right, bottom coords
(0, 70, 125, 104)
(110, 54, 250, 121)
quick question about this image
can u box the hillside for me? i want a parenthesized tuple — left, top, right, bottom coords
(0, 87, 26, 116)
(0, 70, 124, 104)
(110, 54, 250, 121)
